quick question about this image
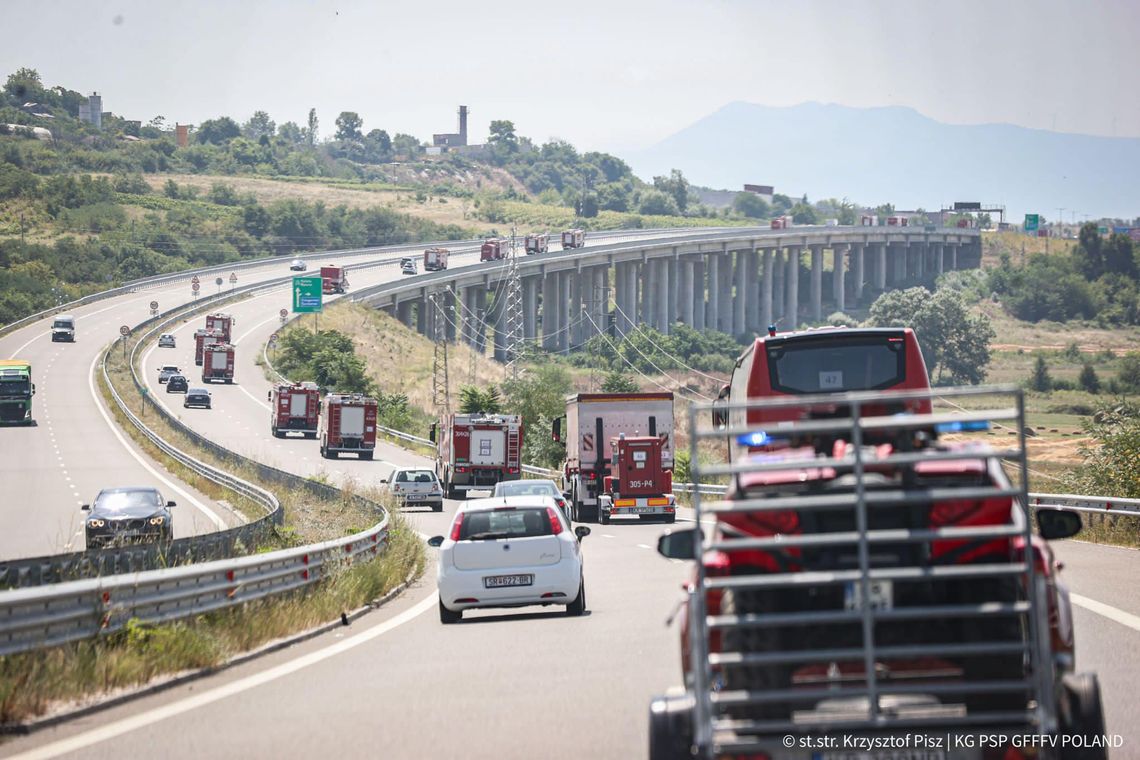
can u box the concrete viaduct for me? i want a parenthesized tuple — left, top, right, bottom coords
(350, 226, 982, 361)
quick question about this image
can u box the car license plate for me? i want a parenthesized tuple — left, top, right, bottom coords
(633, 506, 657, 513)
(484, 574, 533, 588)
(844, 579, 893, 611)
(404, 495, 421, 501)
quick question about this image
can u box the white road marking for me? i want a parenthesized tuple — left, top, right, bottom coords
(602, 534, 615, 539)
(6, 592, 437, 760)
(1071, 592, 1140, 633)
(6, 301, 137, 358)
(637, 544, 652, 550)
(86, 352, 226, 530)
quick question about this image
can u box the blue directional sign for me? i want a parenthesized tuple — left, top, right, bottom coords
(293, 276, 323, 313)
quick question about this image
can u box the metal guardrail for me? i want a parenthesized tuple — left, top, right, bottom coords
(0, 517, 389, 657)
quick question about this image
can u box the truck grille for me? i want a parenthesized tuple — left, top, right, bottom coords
(0, 405, 26, 422)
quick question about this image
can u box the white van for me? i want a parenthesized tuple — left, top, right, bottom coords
(51, 314, 76, 342)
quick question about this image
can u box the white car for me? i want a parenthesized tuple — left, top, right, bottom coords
(157, 364, 181, 383)
(157, 334, 176, 348)
(428, 495, 590, 624)
(492, 479, 571, 522)
(400, 260, 417, 276)
(384, 467, 444, 512)
(290, 259, 307, 271)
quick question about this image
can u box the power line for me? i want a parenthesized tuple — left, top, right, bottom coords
(608, 299, 726, 383)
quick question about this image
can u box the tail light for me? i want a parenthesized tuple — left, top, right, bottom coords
(546, 507, 564, 535)
(744, 510, 800, 534)
(449, 512, 465, 541)
(930, 499, 982, 526)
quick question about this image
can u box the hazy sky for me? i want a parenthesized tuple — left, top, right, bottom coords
(5, 0, 1138, 153)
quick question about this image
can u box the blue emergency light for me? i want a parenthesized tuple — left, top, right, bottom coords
(736, 431, 773, 447)
(934, 420, 991, 434)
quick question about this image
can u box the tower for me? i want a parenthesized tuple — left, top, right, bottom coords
(458, 106, 468, 146)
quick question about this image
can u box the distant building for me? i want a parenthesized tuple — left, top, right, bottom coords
(432, 105, 469, 148)
(77, 92, 103, 129)
(175, 123, 190, 148)
(743, 184, 774, 205)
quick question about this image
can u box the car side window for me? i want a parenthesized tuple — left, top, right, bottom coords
(396, 471, 409, 482)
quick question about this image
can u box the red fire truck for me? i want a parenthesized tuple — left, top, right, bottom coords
(525, 233, 549, 254)
(597, 434, 675, 524)
(319, 393, 377, 459)
(554, 392, 674, 523)
(561, 229, 585, 249)
(201, 343, 235, 384)
(204, 313, 233, 342)
(194, 328, 225, 366)
(480, 238, 508, 262)
(770, 216, 791, 230)
(423, 247, 449, 271)
(431, 412, 523, 499)
(321, 265, 348, 295)
(268, 382, 320, 438)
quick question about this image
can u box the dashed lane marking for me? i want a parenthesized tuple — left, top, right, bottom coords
(1071, 592, 1140, 633)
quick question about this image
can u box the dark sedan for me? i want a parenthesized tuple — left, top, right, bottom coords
(184, 387, 212, 409)
(83, 487, 175, 549)
(166, 374, 188, 393)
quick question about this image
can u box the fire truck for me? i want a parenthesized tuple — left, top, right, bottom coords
(431, 412, 523, 499)
(201, 343, 235, 384)
(525, 233, 549, 254)
(194, 328, 225, 366)
(321, 265, 348, 294)
(319, 393, 377, 459)
(205, 313, 233, 342)
(860, 214, 878, 226)
(561, 229, 585, 249)
(480, 238, 508, 262)
(770, 216, 791, 230)
(596, 433, 675, 524)
(553, 392, 674, 523)
(648, 386, 1104, 760)
(268, 382, 320, 438)
(423, 247, 449, 271)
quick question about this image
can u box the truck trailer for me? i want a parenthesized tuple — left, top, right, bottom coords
(480, 239, 508, 262)
(524, 233, 549, 254)
(321, 265, 348, 295)
(201, 343, 235, 384)
(431, 412, 523, 499)
(561, 229, 585, 249)
(204, 313, 234, 342)
(423, 247, 449, 271)
(0, 360, 35, 425)
(269, 382, 320, 438)
(554, 392, 674, 523)
(319, 394, 378, 459)
(194, 328, 226, 366)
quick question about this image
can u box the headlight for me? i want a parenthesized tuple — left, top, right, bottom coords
(87, 519, 105, 528)
(149, 516, 165, 526)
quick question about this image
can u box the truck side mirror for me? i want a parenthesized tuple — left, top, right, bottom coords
(1036, 509, 1082, 540)
(81, 503, 90, 511)
(657, 528, 701, 560)
(31, 383, 36, 396)
(429, 423, 437, 443)
(552, 418, 561, 443)
(267, 391, 272, 401)
(166, 500, 177, 508)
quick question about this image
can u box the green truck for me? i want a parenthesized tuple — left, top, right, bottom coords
(0, 360, 35, 425)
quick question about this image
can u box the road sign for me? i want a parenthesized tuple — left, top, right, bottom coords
(119, 325, 130, 336)
(279, 308, 288, 318)
(269, 333, 279, 346)
(150, 300, 158, 310)
(192, 282, 200, 292)
(1024, 214, 1039, 232)
(953, 202, 981, 211)
(292, 276, 323, 313)
(229, 273, 238, 283)
(191, 276, 200, 285)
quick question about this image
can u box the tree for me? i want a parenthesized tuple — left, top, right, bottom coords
(653, 169, 691, 215)
(243, 110, 275, 141)
(1063, 401, 1140, 499)
(306, 108, 319, 146)
(1077, 222, 1103, 279)
(335, 111, 363, 141)
(771, 194, 793, 215)
(4, 67, 43, 101)
(487, 120, 519, 162)
(459, 385, 502, 414)
(790, 202, 817, 225)
(601, 371, 639, 393)
(277, 121, 303, 145)
(1079, 363, 1101, 394)
(391, 133, 421, 158)
(1029, 355, 1052, 392)
(637, 189, 679, 216)
(1120, 352, 1140, 393)
(866, 287, 995, 384)
(836, 198, 856, 225)
(196, 117, 241, 145)
(732, 192, 770, 219)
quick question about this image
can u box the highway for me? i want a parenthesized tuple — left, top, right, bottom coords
(3, 231, 1140, 758)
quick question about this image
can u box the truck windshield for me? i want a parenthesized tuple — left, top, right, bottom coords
(53, 320, 72, 329)
(767, 335, 906, 394)
(0, 377, 30, 395)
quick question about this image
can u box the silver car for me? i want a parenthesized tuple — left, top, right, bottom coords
(158, 334, 176, 348)
(384, 468, 443, 512)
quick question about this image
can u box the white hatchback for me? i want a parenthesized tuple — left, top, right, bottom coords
(428, 495, 590, 624)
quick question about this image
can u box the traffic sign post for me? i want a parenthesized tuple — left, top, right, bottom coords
(192, 282, 200, 299)
(279, 307, 288, 324)
(119, 324, 130, 358)
(215, 276, 223, 294)
(150, 299, 159, 316)
(293, 276, 323, 333)
(1024, 213, 1039, 233)
(229, 272, 238, 292)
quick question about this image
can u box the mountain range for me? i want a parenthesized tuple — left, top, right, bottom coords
(624, 102, 1140, 221)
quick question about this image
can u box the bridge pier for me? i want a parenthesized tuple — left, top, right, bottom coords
(810, 244, 823, 322)
(667, 254, 679, 330)
(705, 254, 719, 331)
(541, 273, 557, 351)
(734, 250, 747, 336)
(718, 251, 733, 333)
(559, 270, 571, 354)
(784, 245, 800, 329)
(691, 260, 705, 331)
(833, 243, 846, 314)
(523, 277, 538, 342)
(746, 249, 761, 333)
(761, 248, 774, 330)
(851, 243, 864, 305)
(658, 258, 671, 333)
(949, 244, 958, 271)
(680, 259, 695, 327)
(773, 250, 784, 322)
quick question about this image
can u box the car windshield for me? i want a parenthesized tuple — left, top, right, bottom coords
(96, 490, 161, 513)
(395, 470, 435, 483)
(161, 365, 178, 372)
(53, 320, 72, 328)
(767, 335, 906, 394)
(460, 508, 554, 540)
(495, 481, 559, 497)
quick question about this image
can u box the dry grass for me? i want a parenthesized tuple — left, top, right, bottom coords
(0, 515, 423, 725)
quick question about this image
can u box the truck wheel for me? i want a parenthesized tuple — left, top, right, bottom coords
(599, 510, 610, 525)
(320, 444, 329, 459)
(360, 451, 373, 461)
(1060, 673, 1107, 760)
(648, 694, 694, 760)
(721, 585, 791, 721)
(439, 599, 462, 625)
(305, 432, 316, 439)
(566, 576, 587, 616)
(432, 502, 443, 513)
(272, 427, 282, 439)
(665, 513, 677, 524)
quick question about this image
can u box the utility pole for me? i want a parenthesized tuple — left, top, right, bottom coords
(430, 293, 451, 415)
(19, 212, 25, 245)
(504, 224, 525, 379)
